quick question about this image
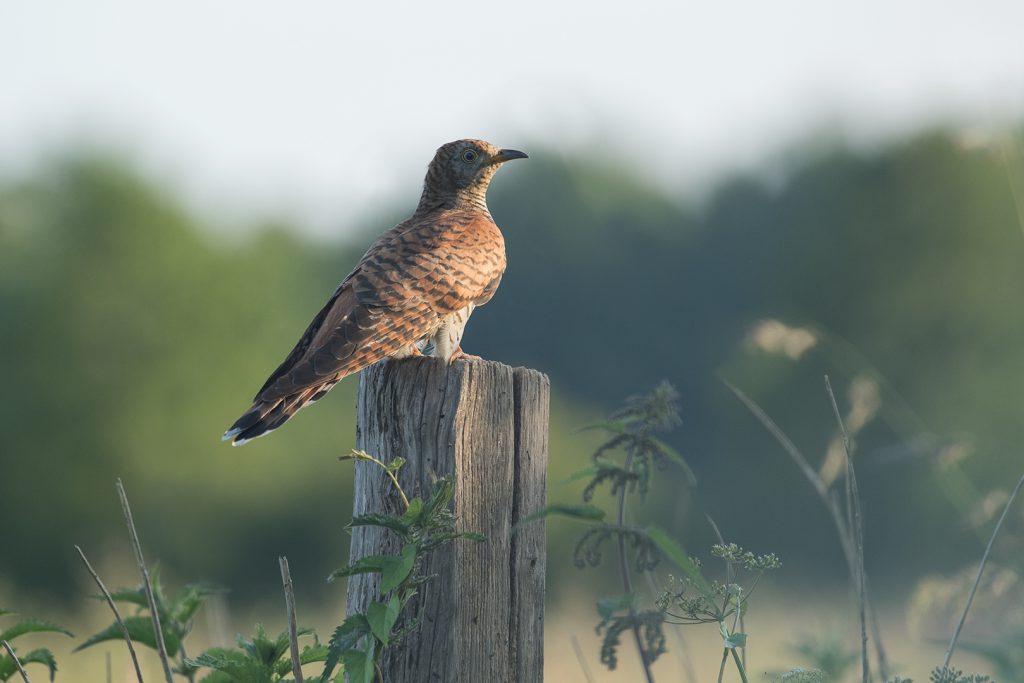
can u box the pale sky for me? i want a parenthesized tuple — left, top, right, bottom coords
(3, 0, 1024, 235)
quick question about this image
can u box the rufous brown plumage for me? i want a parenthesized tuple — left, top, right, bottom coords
(223, 139, 527, 445)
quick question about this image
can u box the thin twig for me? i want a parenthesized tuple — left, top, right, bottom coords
(943, 470, 1024, 667)
(279, 557, 304, 683)
(2, 640, 31, 683)
(75, 545, 145, 683)
(727, 380, 891, 676)
(569, 634, 595, 683)
(725, 381, 830, 500)
(117, 479, 175, 683)
(616, 447, 655, 683)
(825, 375, 870, 683)
(343, 450, 410, 511)
(106, 651, 112, 683)
(178, 641, 193, 683)
(866, 577, 891, 680)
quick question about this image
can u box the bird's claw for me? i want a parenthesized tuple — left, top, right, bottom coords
(449, 348, 484, 362)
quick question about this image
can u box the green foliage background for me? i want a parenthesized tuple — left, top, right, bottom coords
(1, 128, 1022, 616)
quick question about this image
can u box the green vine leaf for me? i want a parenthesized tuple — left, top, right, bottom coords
(322, 614, 370, 682)
(366, 596, 401, 647)
(513, 503, 606, 532)
(379, 544, 417, 594)
(0, 620, 73, 643)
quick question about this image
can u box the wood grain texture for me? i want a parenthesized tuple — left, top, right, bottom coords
(347, 357, 548, 682)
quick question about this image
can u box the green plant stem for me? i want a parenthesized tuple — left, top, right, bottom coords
(570, 633, 596, 683)
(2, 640, 31, 683)
(943, 470, 1024, 668)
(716, 648, 729, 683)
(729, 381, 892, 679)
(825, 376, 870, 683)
(616, 449, 655, 683)
(346, 450, 410, 511)
(179, 642, 195, 683)
(729, 648, 750, 683)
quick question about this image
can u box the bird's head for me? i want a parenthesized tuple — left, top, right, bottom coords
(420, 139, 528, 209)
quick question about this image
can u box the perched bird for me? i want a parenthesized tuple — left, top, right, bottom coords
(222, 139, 527, 446)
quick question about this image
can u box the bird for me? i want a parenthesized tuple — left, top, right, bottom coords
(222, 139, 527, 446)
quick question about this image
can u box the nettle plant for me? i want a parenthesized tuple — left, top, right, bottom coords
(189, 624, 327, 683)
(0, 609, 72, 682)
(523, 382, 782, 683)
(319, 450, 483, 683)
(78, 569, 220, 681)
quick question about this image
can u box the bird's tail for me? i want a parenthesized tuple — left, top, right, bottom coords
(222, 382, 336, 446)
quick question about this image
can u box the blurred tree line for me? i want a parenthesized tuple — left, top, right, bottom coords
(1, 128, 1022, 612)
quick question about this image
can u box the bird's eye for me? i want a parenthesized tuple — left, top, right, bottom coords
(461, 149, 479, 163)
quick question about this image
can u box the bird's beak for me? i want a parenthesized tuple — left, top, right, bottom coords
(491, 149, 529, 164)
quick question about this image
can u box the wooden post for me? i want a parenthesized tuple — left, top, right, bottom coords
(347, 357, 549, 682)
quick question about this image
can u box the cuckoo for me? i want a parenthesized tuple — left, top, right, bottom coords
(222, 139, 527, 445)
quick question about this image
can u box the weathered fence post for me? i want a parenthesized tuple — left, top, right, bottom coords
(347, 357, 549, 682)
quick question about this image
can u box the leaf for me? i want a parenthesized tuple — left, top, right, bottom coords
(170, 584, 222, 623)
(0, 619, 73, 643)
(348, 513, 412, 536)
(75, 615, 181, 657)
(339, 647, 373, 683)
(327, 556, 387, 583)
(273, 638, 327, 678)
(189, 647, 272, 683)
(574, 419, 632, 434)
(418, 479, 455, 527)
(298, 643, 329, 665)
(147, 564, 169, 612)
(645, 526, 714, 600)
(399, 498, 423, 526)
(0, 655, 15, 681)
(197, 671, 235, 683)
(239, 625, 291, 666)
(386, 456, 406, 473)
(513, 503, 606, 532)
(379, 544, 417, 593)
(321, 614, 370, 682)
(366, 596, 401, 646)
(100, 588, 150, 609)
(14, 648, 58, 682)
(721, 627, 747, 649)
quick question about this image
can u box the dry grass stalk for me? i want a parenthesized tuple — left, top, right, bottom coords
(75, 544, 145, 683)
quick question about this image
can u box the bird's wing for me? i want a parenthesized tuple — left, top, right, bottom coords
(255, 212, 505, 402)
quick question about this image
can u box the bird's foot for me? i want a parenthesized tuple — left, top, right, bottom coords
(391, 344, 424, 360)
(449, 347, 484, 362)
